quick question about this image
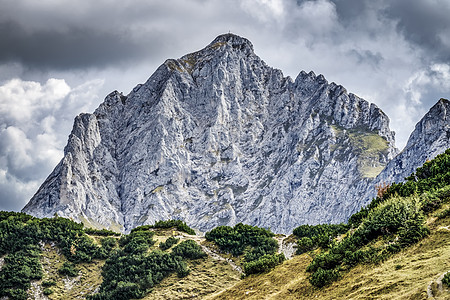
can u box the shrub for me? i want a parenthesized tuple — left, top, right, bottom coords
(171, 240, 206, 259)
(206, 223, 275, 256)
(347, 208, 368, 228)
(144, 220, 196, 235)
(176, 261, 190, 277)
(309, 267, 340, 288)
(243, 253, 285, 275)
(443, 272, 450, 287)
(43, 288, 53, 295)
(101, 237, 117, 252)
(205, 223, 282, 275)
(120, 230, 155, 254)
(420, 193, 442, 214)
(159, 236, 179, 250)
(84, 228, 121, 236)
(307, 195, 429, 287)
(293, 223, 348, 252)
(296, 237, 314, 254)
(42, 280, 56, 287)
(436, 208, 450, 219)
(58, 262, 79, 277)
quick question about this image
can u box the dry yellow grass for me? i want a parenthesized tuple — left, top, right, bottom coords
(35, 242, 104, 299)
(208, 213, 450, 300)
(147, 257, 240, 299)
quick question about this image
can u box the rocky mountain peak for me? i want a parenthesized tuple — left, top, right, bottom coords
(207, 33, 254, 53)
(406, 98, 449, 149)
(23, 34, 418, 234)
(362, 98, 450, 203)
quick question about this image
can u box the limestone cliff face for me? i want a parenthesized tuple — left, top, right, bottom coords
(363, 98, 450, 202)
(23, 34, 398, 233)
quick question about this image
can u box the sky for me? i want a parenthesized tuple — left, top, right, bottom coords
(1, 0, 450, 212)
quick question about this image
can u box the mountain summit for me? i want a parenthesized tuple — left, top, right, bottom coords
(23, 34, 399, 233)
(364, 98, 450, 202)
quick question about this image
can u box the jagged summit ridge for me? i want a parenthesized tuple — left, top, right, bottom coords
(24, 34, 397, 233)
(364, 98, 450, 202)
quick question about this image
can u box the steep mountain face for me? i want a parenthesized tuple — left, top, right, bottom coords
(364, 98, 450, 202)
(23, 34, 398, 233)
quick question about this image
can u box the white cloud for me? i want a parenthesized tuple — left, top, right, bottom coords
(240, 0, 285, 22)
(0, 78, 103, 211)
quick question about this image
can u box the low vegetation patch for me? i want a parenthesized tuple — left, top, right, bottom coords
(443, 272, 450, 288)
(205, 223, 284, 276)
(0, 212, 110, 300)
(132, 220, 196, 235)
(305, 148, 450, 288)
(159, 236, 179, 250)
(88, 229, 206, 299)
(293, 223, 348, 254)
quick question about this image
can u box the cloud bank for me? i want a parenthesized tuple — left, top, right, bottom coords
(0, 78, 102, 211)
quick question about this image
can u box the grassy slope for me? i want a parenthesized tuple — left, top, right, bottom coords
(29, 239, 106, 299)
(208, 207, 450, 300)
(26, 229, 240, 299)
(21, 213, 449, 299)
(143, 229, 240, 299)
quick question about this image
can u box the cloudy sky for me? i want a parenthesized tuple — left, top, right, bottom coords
(1, 0, 450, 212)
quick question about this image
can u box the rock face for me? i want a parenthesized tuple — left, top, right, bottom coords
(363, 98, 450, 202)
(23, 34, 398, 233)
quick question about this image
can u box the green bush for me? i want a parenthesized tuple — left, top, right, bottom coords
(84, 228, 121, 236)
(176, 261, 190, 278)
(307, 195, 429, 287)
(0, 212, 120, 299)
(436, 208, 450, 219)
(120, 230, 155, 254)
(347, 208, 368, 228)
(293, 223, 348, 239)
(243, 253, 285, 275)
(159, 236, 179, 250)
(293, 223, 348, 253)
(206, 223, 275, 256)
(370, 149, 450, 210)
(42, 280, 56, 287)
(171, 240, 206, 259)
(43, 288, 53, 295)
(100, 237, 117, 253)
(58, 262, 79, 277)
(309, 267, 340, 288)
(205, 223, 282, 276)
(443, 272, 450, 287)
(296, 237, 314, 254)
(89, 233, 201, 299)
(137, 220, 196, 235)
(0, 246, 43, 300)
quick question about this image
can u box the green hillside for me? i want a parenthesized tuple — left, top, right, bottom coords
(0, 149, 449, 299)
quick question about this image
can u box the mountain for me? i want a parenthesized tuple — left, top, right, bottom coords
(22, 33, 399, 233)
(363, 98, 450, 202)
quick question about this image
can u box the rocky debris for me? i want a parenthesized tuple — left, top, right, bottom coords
(427, 270, 450, 299)
(275, 235, 297, 260)
(23, 33, 430, 234)
(29, 281, 49, 300)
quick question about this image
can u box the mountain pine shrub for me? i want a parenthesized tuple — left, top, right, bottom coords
(443, 272, 450, 287)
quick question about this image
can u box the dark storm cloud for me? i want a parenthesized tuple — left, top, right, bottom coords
(347, 49, 383, 69)
(385, 0, 450, 63)
(0, 20, 162, 70)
